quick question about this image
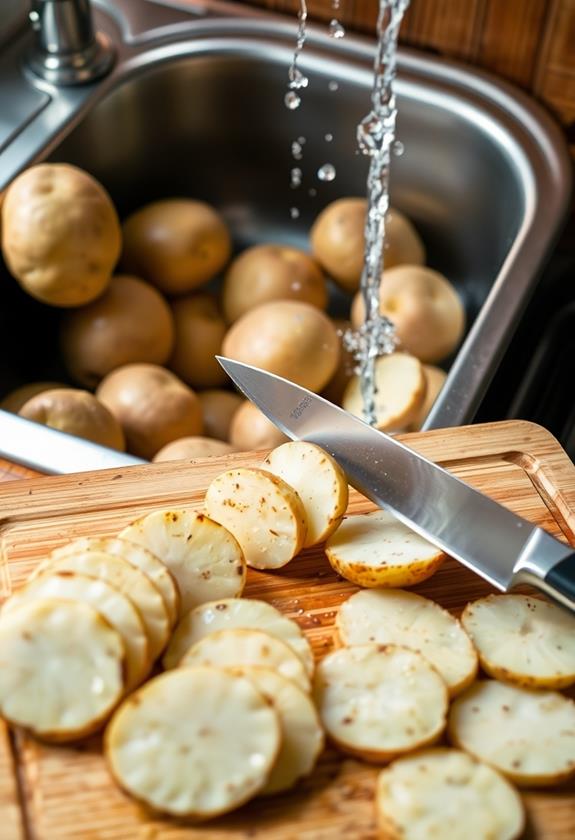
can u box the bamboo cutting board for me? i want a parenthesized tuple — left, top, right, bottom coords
(0, 419, 574, 839)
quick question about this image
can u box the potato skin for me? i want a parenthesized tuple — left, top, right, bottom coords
(60, 275, 175, 389)
(153, 436, 237, 462)
(168, 294, 228, 389)
(0, 381, 66, 414)
(229, 401, 288, 451)
(198, 390, 243, 441)
(121, 199, 231, 294)
(1, 163, 121, 307)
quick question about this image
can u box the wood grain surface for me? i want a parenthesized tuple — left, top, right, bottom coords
(0, 420, 573, 838)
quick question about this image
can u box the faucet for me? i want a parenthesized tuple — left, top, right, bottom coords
(27, 0, 115, 85)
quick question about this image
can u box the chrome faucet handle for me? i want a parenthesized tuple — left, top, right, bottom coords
(26, 0, 115, 85)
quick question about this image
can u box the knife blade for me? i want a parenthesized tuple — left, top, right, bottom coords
(217, 357, 575, 613)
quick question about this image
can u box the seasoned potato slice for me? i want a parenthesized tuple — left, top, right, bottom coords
(325, 510, 445, 588)
(376, 748, 524, 840)
(204, 468, 307, 570)
(337, 589, 477, 696)
(461, 594, 575, 689)
(3, 572, 149, 691)
(179, 628, 311, 693)
(51, 535, 180, 628)
(119, 509, 246, 618)
(233, 667, 324, 795)
(448, 680, 575, 786)
(106, 667, 280, 817)
(0, 599, 124, 741)
(163, 597, 314, 676)
(314, 644, 448, 762)
(262, 442, 348, 547)
(40, 550, 170, 660)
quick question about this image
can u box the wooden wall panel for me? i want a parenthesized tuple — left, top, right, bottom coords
(476, 0, 549, 88)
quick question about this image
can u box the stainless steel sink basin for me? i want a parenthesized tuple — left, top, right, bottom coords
(0, 0, 571, 472)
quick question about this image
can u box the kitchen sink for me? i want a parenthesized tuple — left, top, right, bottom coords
(0, 0, 571, 472)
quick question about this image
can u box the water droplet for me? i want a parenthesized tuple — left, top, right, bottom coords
(285, 91, 301, 110)
(288, 67, 309, 91)
(324, 133, 333, 142)
(332, 0, 340, 9)
(328, 80, 339, 92)
(317, 163, 336, 182)
(329, 19, 346, 39)
(308, 187, 317, 197)
(393, 139, 405, 156)
(297, 136, 306, 145)
(290, 207, 300, 219)
(291, 140, 304, 160)
(291, 280, 302, 290)
(290, 167, 303, 189)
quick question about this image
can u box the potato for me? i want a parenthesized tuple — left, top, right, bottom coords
(153, 436, 237, 462)
(198, 389, 243, 441)
(1, 163, 121, 306)
(168, 293, 228, 388)
(222, 244, 327, 323)
(19, 388, 125, 451)
(229, 400, 289, 450)
(222, 300, 339, 392)
(60, 275, 174, 389)
(310, 198, 425, 293)
(96, 363, 202, 459)
(0, 381, 66, 413)
(121, 199, 231, 294)
(351, 265, 465, 364)
(409, 364, 447, 431)
(321, 319, 354, 405)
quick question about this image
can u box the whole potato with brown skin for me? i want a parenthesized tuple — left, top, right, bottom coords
(229, 401, 289, 451)
(60, 275, 175, 389)
(0, 381, 67, 414)
(153, 436, 238, 462)
(121, 199, 231, 295)
(1, 164, 121, 306)
(96, 364, 203, 460)
(198, 390, 243, 441)
(19, 389, 125, 451)
(321, 319, 354, 406)
(168, 294, 228, 389)
(222, 300, 340, 393)
(351, 265, 465, 364)
(310, 198, 425, 293)
(222, 244, 327, 323)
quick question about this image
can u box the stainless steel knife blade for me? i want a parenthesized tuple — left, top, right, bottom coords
(217, 357, 575, 612)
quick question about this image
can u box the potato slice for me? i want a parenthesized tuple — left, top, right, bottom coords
(51, 536, 180, 628)
(0, 599, 124, 741)
(162, 597, 314, 676)
(179, 628, 311, 693)
(262, 442, 348, 547)
(40, 550, 170, 660)
(325, 510, 446, 588)
(448, 680, 575, 786)
(314, 644, 448, 762)
(106, 667, 280, 818)
(232, 667, 324, 795)
(342, 353, 426, 431)
(461, 594, 575, 689)
(376, 748, 525, 840)
(337, 589, 477, 696)
(119, 509, 246, 618)
(3, 572, 149, 691)
(204, 468, 307, 570)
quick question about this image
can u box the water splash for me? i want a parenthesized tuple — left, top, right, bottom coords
(286, 0, 309, 111)
(329, 19, 346, 39)
(317, 163, 336, 182)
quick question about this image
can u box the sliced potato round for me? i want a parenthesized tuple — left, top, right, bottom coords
(179, 628, 311, 693)
(314, 644, 448, 762)
(106, 666, 280, 817)
(376, 748, 525, 840)
(51, 536, 180, 629)
(39, 550, 170, 660)
(337, 589, 477, 696)
(325, 510, 446, 588)
(119, 509, 246, 618)
(0, 599, 124, 741)
(262, 441, 348, 547)
(232, 666, 324, 795)
(461, 594, 575, 690)
(3, 572, 149, 691)
(162, 597, 314, 676)
(342, 353, 426, 431)
(204, 468, 307, 570)
(448, 680, 575, 786)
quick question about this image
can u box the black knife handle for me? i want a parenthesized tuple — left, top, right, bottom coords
(545, 554, 575, 610)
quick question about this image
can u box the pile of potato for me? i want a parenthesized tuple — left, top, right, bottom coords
(0, 162, 466, 457)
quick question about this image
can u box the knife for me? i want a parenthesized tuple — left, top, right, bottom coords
(216, 357, 575, 613)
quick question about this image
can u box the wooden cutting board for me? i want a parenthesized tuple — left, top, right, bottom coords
(0, 419, 573, 839)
